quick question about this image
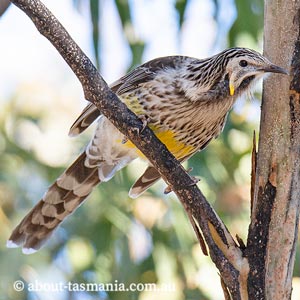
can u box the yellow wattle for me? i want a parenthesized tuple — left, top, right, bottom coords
(229, 84, 235, 96)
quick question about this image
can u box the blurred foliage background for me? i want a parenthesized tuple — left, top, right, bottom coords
(0, 0, 299, 300)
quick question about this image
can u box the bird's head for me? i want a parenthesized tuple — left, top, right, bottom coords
(222, 48, 288, 96)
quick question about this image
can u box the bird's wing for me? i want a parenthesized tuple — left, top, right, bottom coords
(69, 56, 186, 137)
(128, 150, 198, 199)
(110, 56, 182, 94)
(68, 102, 100, 137)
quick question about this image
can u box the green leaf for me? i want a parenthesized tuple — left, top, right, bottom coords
(229, 0, 263, 46)
(128, 42, 145, 70)
(115, 0, 131, 27)
(175, 0, 188, 27)
(90, 0, 100, 69)
(115, 0, 144, 68)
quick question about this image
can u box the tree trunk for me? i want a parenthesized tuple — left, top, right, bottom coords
(246, 0, 300, 299)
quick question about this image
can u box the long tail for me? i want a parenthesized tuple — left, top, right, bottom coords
(7, 152, 100, 254)
(129, 166, 161, 198)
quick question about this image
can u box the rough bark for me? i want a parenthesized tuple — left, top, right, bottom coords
(246, 1, 300, 299)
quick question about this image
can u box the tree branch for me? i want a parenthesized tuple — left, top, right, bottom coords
(10, 0, 250, 298)
(0, 0, 11, 17)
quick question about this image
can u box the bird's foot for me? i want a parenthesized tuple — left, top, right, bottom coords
(189, 176, 200, 185)
(164, 185, 173, 194)
(186, 167, 200, 185)
(164, 168, 199, 194)
(138, 114, 150, 133)
(121, 136, 129, 144)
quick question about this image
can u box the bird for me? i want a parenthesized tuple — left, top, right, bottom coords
(6, 47, 288, 254)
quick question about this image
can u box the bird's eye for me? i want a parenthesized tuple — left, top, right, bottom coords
(239, 60, 248, 67)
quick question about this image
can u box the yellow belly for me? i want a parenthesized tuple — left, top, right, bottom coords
(123, 127, 195, 160)
(119, 95, 195, 160)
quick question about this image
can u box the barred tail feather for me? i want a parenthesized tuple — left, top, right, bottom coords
(7, 152, 100, 254)
(68, 103, 100, 137)
(129, 166, 161, 198)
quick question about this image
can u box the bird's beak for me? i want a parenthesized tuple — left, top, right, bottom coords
(261, 64, 289, 75)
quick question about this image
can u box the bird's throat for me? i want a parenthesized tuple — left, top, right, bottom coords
(239, 75, 255, 93)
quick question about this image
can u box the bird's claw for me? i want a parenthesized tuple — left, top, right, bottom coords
(163, 168, 199, 194)
(189, 176, 200, 185)
(186, 167, 200, 185)
(121, 136, 129, 144)
(164, 185, 173, 194)
(138, 114, 150, 133)
(132, 115, 150, 136)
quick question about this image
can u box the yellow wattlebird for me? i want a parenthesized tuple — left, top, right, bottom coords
(7, 47, 287, 254)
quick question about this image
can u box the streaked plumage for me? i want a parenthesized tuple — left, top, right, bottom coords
(7, 47, 287, 254)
